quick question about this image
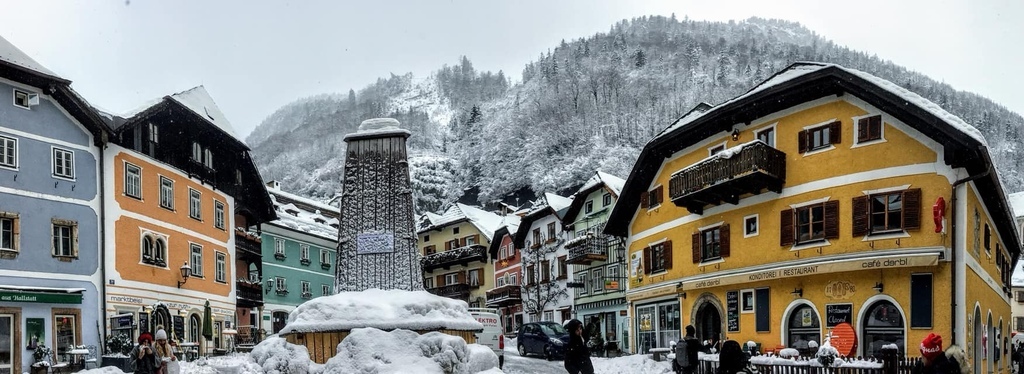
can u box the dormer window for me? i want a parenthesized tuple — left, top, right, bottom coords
(13, 89, 31, 109)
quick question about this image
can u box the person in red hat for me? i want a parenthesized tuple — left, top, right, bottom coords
(913, 333, 952, 374)
(130, 332, 160, 374)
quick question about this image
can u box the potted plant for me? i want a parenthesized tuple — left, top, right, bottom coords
(102, 333, 134, 372)
(30, 344, 52, 374)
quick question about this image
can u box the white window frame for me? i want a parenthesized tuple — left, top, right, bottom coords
(755, 122, 777, 148)
(585, 200, 594, 214)
(466, 236, 476, 246)
(602, 193, 612, 207)
(300, 245, 310, 260)
(148, 123, 159, 143)
(320, 248, 329, 264)
(469, 269, 481, 286)
(215, 251, 226, 283)
(214, 201, 225, 229)
(424, 277, 434, 289)
(322, 284, 330, 296)
(851, 114, 886, 147)
(444, 272, 459, 286)
(497, 275, 506, 287)
(608, 264, 620, 290)
(190, 243, 203, 277)
(192, 142, 202, 161)
(51, 219, 76, 257)
(578, 272, 588, 295)
(13, 89, 31, 109)
(275, 277, 286, 291)
(0, 135, 17, 169)
(159, 176, 174, 210)
(301, 281, 311, 296)
(0, 215, 14, 252)
(125, 162, 142, 199)
(591, 268, 603, 293)
(204, 148, 214, 169)
(743, 213, 760, 238)
(51, 147, 75, 180)
(708, 141, 727, 156)
(275, 238, 285, 255)
(510, 273, 517, 286)
(189, 188, 202, 220)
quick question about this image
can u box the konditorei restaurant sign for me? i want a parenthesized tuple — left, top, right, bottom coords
(681, 252, 940, 290)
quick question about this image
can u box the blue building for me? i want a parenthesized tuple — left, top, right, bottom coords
(0, 35, 111, 373)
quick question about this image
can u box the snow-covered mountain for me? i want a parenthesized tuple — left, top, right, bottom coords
(247, 16, 1024, 213)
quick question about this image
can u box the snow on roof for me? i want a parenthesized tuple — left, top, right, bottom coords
(574, 171, 626, 198)
(267, 183, 338, 215)
(279, 288, 483, 333)
(269, 194, 338, 241)
(1005, 192, 1024, 219)
(655, 62, 988, 148)
(120, 96, 166, 119)
(0, 34, 60, 79)
(120, 86, 243, 144)
(457, 203, 504, 241)
(672, 139, 767, 177)
(545, 193, 573, 212)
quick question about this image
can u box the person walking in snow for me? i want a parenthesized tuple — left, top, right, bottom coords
(673, 325, 700, 374)
(912, 333, 952, 374)
(563, 319, 594, 374)
(130, 332, 160, 374)
(153, 327, 177, 374)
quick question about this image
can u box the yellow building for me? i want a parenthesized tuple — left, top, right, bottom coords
(604, 63, 1020, 372)
(418, 204, 506, 307)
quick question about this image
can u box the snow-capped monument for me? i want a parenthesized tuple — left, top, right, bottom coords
(335, 118, 422, 292)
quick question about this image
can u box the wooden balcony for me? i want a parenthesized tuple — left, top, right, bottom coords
(485, 285, 521, 307)
(566, 234, 609, 265)
(426, 283, 471, 300)
(236, 280, 263, 308)
(235, 230, 262, 260)
(669, 141, 786, 215)
(421, 245, 488, 272)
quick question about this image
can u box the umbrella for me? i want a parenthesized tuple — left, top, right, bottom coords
(202, 300, 213, 340)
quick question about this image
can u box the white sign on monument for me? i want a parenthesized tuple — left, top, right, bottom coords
(356, 232, 395, 254)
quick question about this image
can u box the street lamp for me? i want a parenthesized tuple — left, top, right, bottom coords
(178, 262, 191, 288)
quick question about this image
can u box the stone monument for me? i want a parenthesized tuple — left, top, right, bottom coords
(334, 118, 422, 292)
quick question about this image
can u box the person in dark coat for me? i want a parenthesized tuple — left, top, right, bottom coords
(912, 333, 952, 374)
(130, 332, 160, 374)
(717, 340, 752, 374)
(673, 325, 701, 374)
(563, 319, 594, 374)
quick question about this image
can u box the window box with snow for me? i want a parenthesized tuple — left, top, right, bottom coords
(321, 262, 331, 270)
(275, 289, 288, 296)
(300, 258, 311, 266)
(301, 291, 312, 299)
(274, 253, 286, 260)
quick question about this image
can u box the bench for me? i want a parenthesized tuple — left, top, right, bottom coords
(649, 347, 671, 362)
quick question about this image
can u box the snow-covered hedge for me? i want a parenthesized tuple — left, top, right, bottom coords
(251, 336, 315, 374)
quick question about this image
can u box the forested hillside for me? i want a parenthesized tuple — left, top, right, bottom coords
(248, 16, 1024, 214)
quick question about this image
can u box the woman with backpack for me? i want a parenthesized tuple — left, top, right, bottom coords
(563, 319, 594, 374)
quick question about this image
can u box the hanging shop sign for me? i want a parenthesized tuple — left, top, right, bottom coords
(726, 291, 739, 332)
(604, 279, 620, 290)
(825, 303, 853, 327)
(681, 252, 939, 290)
(356, 231, 394, 254)
(0, 290, 82, 304)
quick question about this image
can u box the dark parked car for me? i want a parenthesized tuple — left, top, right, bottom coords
(516, 321, 570, 360)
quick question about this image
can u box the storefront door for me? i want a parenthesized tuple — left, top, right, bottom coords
(0, 314, 11, 374)
(696, 302, 722, 344)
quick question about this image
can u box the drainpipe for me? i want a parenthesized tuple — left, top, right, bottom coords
(99, 144, 108, 354)
(949, 164, 990, 346)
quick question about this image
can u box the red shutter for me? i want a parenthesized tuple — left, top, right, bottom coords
(853, 196, 870, 237)
(692, 232, 701, 263)
(780, 209, 794, 247)
(643, 246, 652, 274)
(824, 200, 840, 239)
(663, 240, 673, 269)
(902, 188, 921, 230)
(641, 191, 649, 209)
(798, 130, 808, 153)
(720, 224, 730, 258)
(857, 117, 869, 142)
(829, 121, 841, 145)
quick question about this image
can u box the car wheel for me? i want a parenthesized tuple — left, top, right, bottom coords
(544, 344, 555, 361)
(518, 344, 527, 357)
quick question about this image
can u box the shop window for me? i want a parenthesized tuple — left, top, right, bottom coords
(787, 304, 820, 357)
(635, 301, 680, 353)
(798, 121, 841, 153)
(53, 312, 79, 363)
(862, 300, 905, 358)
(780, 201, 839, 246)
(852, 189, 921, 237)
(910, 274, 932, 328)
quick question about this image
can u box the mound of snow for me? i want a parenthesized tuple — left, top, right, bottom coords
(281, 288, 483, 333)
(251, 336, 315, 374)
(324, 327, 493, 374)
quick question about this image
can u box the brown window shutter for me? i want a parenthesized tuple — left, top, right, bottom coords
(436, 274, 444, 287)
(445, 241, 452, 251)
(692, 232, 701, 263)
(798, 130, 808, 153)
(857, 117, 869, 142)
(902, 188, 921, 230)
(824, 200, 840, 239)
(869, 116, 881, 138)
(853, 195, 870, 237)
(458, 270, 467, 284)
(656, 185, 664, 205)
(829, 121, 841, 145)
(472, 234, 480, 245)
(780, 209, 794, 247)
(643, 246, 652, 274)
(719, 224, 731, 258)
(640, 191, 649, 209)
(460, 237, 467, 247)
(663, 240, 673, 269)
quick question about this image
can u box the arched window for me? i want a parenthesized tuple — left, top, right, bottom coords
(189, 314, 200, 342)
(142, 235, 154, 261)
(862, 300, 904, 358)
(155, 238, 166, 264)
(786, 304, 820, 356)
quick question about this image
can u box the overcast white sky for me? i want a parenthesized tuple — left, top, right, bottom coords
(1, 1, 1021, 141)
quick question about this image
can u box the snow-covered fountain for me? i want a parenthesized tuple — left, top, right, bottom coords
(270, 118, 488, 372)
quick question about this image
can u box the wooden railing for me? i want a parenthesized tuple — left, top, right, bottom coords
(236, 281, 263, 306)
(485, 285, 521, 306)
(235, 230, 262, 259)
(669, 141, 786, 202)
(566, 235, 610, 265)
(421, 245, 487, 271)
(426, 283, 471, 299)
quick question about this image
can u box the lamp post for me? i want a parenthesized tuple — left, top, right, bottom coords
(178, 262, 191, 288)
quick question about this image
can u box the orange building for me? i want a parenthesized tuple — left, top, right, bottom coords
(101, 87, 275, 353)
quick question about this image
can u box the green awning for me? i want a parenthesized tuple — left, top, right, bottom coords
(0, 286, 84, 304)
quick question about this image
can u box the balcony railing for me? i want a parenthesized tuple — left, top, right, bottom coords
(235, 230, 262, 259)
(236, 324, 265, 347)
(485, 285, 521, 307)
(426, 283, 471, 300)
(421, 245, 488, 272)
(565, 234, 610, 265)
(236, 280, 263, 307)
(669, 141, 786, 215)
